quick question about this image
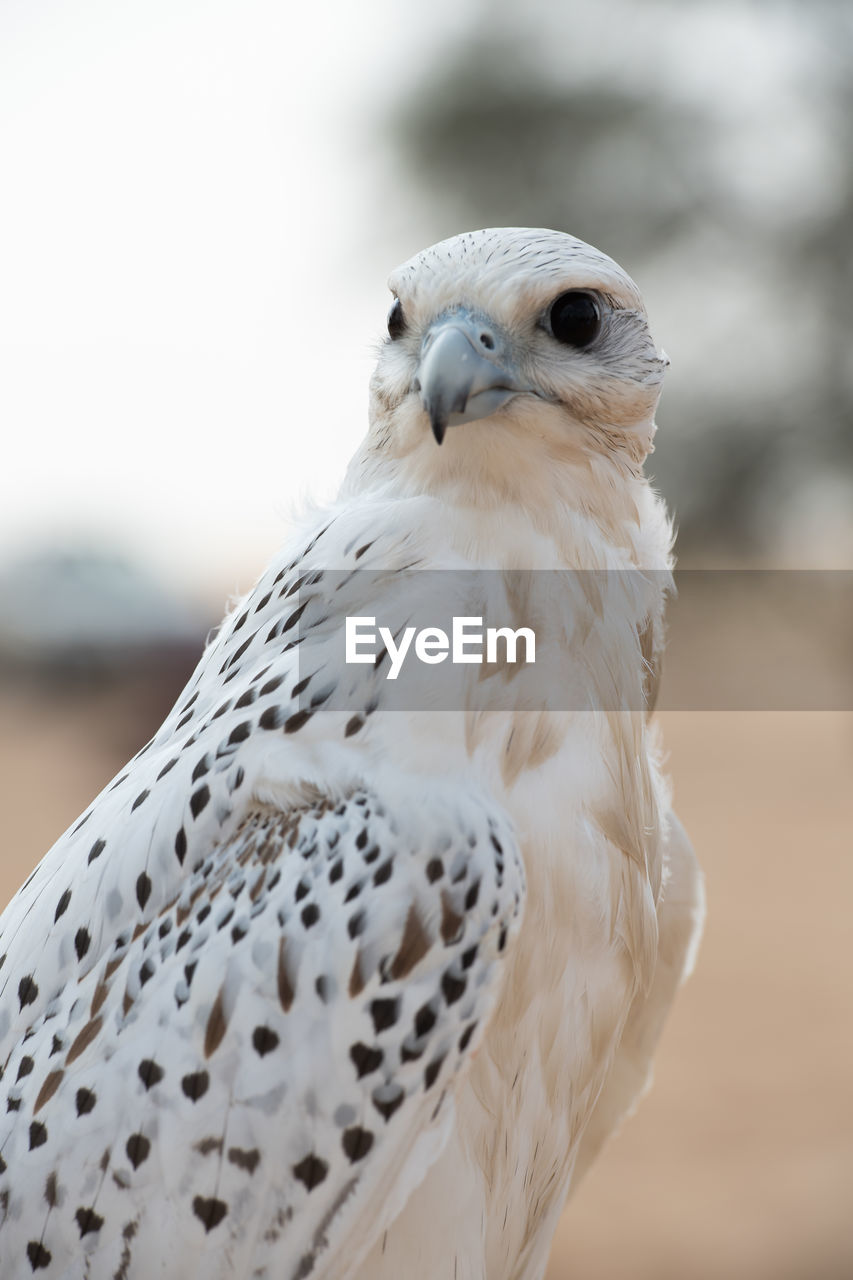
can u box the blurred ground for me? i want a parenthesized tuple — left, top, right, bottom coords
(1, 684, 851, 1279)
(548, 710, 853, 1280)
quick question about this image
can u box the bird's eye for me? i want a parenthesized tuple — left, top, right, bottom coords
(387, 298, 406, 340)
(548, 291, 600, 348)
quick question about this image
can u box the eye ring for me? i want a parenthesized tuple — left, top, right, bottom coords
(547, 291, 601, 349)
(387, 297, 406, 340)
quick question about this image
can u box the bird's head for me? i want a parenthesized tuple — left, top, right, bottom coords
(353, 228, 669, 510)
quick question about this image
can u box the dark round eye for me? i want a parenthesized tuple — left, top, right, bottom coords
(548, 291, 600, 348)
(387, 297, 406, 340)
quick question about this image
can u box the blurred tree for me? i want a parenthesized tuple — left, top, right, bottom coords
(387, 0, 853, 560)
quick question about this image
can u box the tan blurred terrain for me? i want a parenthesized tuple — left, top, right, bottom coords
(1, 683, 851, 1280)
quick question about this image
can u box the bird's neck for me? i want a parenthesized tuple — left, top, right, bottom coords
(342, 430, 668, 574)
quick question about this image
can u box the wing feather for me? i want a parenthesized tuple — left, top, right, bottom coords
(0, 782, 524, 1280)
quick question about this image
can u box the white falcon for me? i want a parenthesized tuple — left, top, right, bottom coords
(0, 228, 703, 1280)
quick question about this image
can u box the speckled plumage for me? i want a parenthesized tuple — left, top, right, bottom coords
(0, 229, 703, 1280)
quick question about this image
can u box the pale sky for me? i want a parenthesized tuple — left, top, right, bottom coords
(0, 0, 469, 600)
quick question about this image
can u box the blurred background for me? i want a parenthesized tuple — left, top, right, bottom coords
(0, 1, 851, 1276)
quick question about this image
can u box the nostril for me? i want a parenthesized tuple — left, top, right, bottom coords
(479, 332, 495, 351)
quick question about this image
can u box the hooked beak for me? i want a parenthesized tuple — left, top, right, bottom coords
(414, 311, 529, 444)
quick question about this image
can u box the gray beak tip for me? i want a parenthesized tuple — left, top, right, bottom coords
(430, 416, 448, 446)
